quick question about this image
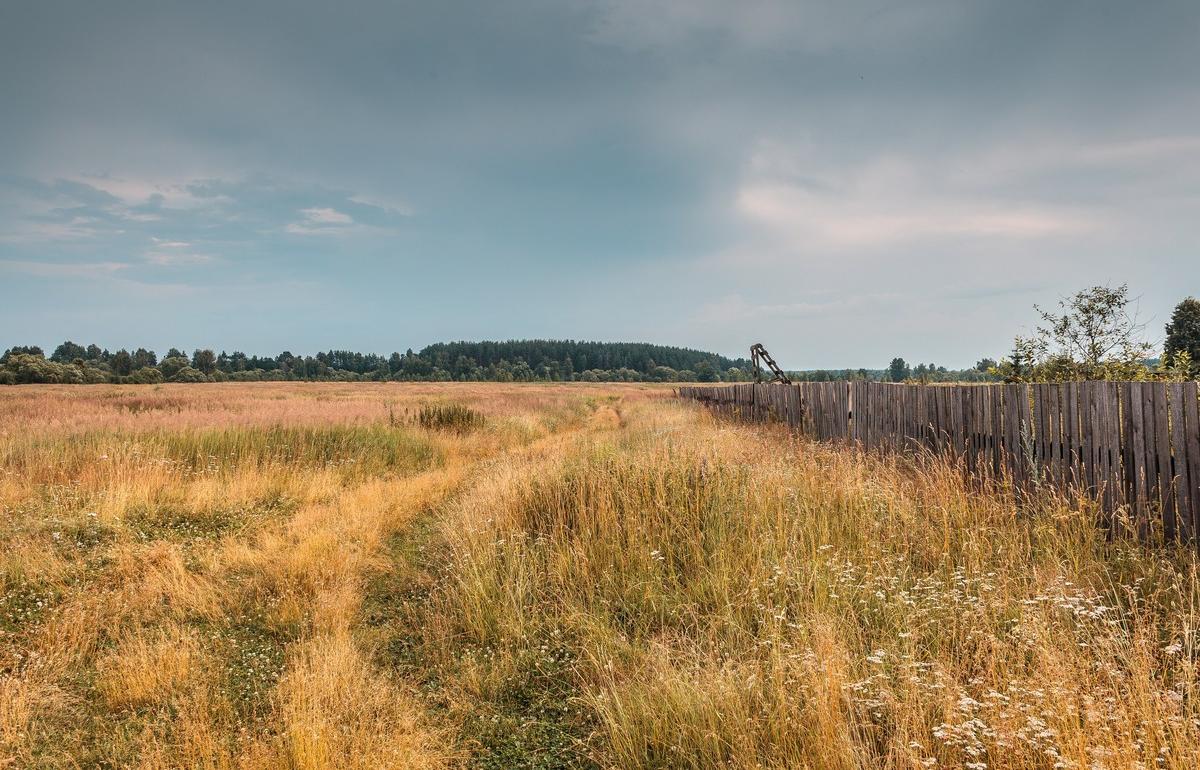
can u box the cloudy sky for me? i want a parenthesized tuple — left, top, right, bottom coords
(2, 0, 1197, 368)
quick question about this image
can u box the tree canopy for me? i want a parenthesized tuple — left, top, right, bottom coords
(1, 339, 752, 385)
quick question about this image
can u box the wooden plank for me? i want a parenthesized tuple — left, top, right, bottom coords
(835, 383, 844, 439)
(1169, 383, 1192, 542)
(1113, 381, 1132, 513)
(1094, 381, 1099, 501)
(1127, 382, 1148, 537)
(1040, 385, 1052, 487)
(970, 386, 981, 476)
(1031, 385, 1045, 487)
(928, 386, 938, 453)
(856, 381, 865, 444)
(950, 385, 962, 458)
(863, 381, 871, 446)
(1003, 383, 1020, 491)
(1183, 381, 1200, 546)
(905, 385, 913, 451)
(905, 385, 916, 451)
(1105, 381, 1123, 512)
(937, 385, 946, 456)
(824, 382, 834, 441)
(1064, 383, 1074, 490)
(879, 382, 888, 450)
(843, 382, 852, 442)
(1084, 381, 1098, 505)
(812, 382, 820, 437)
(838, 382, 845, 442)
(1141, 383, 1161, 537)
(1042, 386, 1054, 484)
(923, 385, 935, 452)
(1050, 385, 1064, 489)
(1152, 383, 1174, 539)
(825, 382, 834, 441)
(1021, 382, 1035, 494)
(958, 385, 969, 459)
(1096, 382, 1109, 511)
(959, 386, 970, 470)
(1012, 383, 1025, 492)
(847, 382, 857, 443)
(978, 385, 989, 477)
(1064, 382, 1078, 493)
(994, 384, 1003, 477)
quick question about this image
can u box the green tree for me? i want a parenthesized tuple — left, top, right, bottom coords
(191, 349, 217, 374)
(994, 336, 1041, 382)
(171, 366, 209, 383)
(129, 367, 164, 384)
(132, 348, 158, 369)
(1164, 297, 1200, 376)
(1032, 284, 1150, 380)
(111, 349, 133, 376)
(1, 345, 43, 362)
(51, 341, 87, 362)
(888, 357, 910, 382)
(159, 356, 190, 379)
(694, 360, 718, 382)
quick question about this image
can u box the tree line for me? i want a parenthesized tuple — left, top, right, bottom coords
(5, 289, 1198, 386)
(883, 288, 1200, 384)
(0, 339, 753, 385)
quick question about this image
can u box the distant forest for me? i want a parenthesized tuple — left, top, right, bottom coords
(0, 337, 1004, 385)
(1, 339, 759, 384)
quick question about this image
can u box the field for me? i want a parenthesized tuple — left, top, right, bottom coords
(2, 382, 1199, 769)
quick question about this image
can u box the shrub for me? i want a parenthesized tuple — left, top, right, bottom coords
(129, 366, 164, 384)
(170, 366, 209, 383)
(417, 403, 486, 433)
(158, 355, 191, 379)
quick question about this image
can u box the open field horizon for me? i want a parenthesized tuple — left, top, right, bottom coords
(3, 381, 1199, 768)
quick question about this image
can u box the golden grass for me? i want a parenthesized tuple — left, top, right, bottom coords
(2, 381, 1198, 768)
(96, 627, 204, 710)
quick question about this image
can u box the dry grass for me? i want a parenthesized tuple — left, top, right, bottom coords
(3, 381, 1198, 768)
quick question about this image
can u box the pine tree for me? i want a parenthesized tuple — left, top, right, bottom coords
(1165, 297, 1200, 374)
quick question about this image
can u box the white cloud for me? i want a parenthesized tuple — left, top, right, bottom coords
(286, 206, 356, 235)
(299, 207, 352, 224)
(737, 181, 1091, 247)
(145, 239, 214, 266)
(731, 139, 1109, 253)
(348, 194, 413, 217)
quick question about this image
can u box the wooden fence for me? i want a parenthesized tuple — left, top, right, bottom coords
(679, 381, 1200, 541)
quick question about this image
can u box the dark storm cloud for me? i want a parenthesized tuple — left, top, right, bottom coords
(1, 1, 1198, 365)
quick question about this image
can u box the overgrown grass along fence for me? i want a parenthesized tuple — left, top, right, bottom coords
(680, 381, 1200, 542)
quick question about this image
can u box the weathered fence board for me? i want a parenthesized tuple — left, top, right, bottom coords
(680, 380, 1200, 544)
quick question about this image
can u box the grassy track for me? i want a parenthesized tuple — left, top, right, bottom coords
(2, 382, 1199, 768)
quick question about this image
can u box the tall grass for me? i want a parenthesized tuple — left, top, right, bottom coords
(0, 383, 665, 767)
(3, 382, 1196, 768)
(402, 404, 1200, 768)
(417, 404, 486, 433)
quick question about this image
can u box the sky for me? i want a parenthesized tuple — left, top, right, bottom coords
(1, 0, 1198, 369)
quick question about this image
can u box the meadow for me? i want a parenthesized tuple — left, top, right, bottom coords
(2, 382, 1198, 769)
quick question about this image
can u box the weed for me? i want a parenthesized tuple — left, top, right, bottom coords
(417, 403, 486, 433)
